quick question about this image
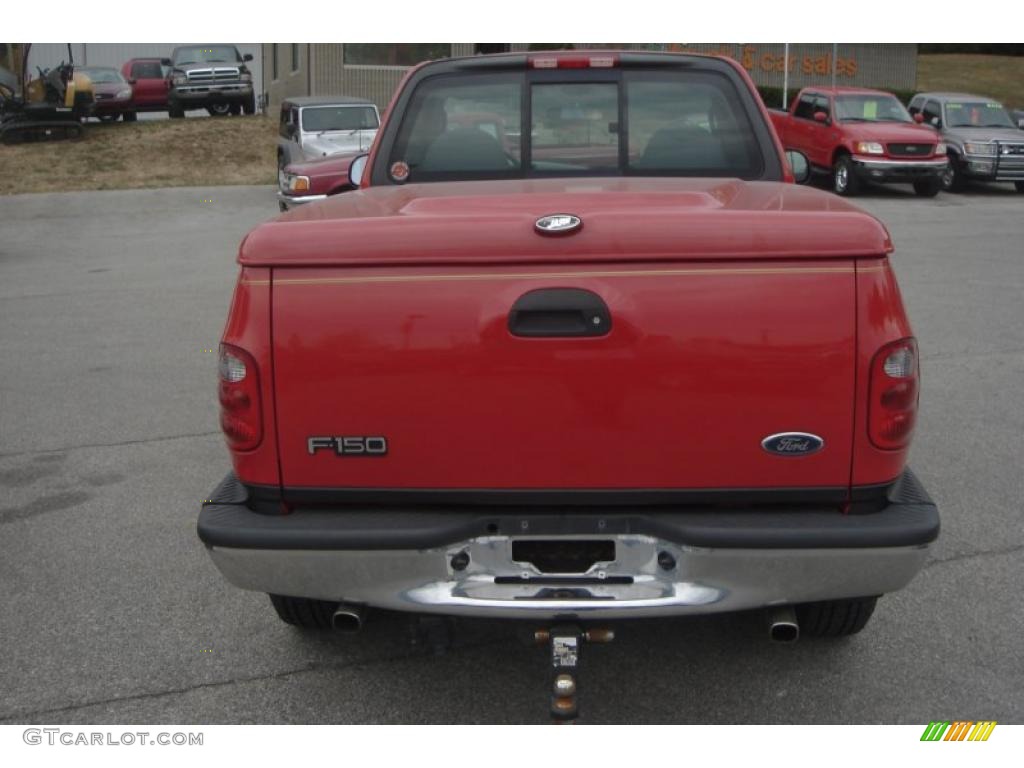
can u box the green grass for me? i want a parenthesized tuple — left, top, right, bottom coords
(0, 115, 278, 195)
(917, 54, 1024, 110)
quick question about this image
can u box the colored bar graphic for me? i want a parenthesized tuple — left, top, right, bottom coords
(921, 722, 950, 741)
(944, 721, 972, 741)
(968, 721, 997, 741)
(920, 720, 996, 742)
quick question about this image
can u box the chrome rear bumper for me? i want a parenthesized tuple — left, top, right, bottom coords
(207, 534, 930, 620)
(199, 471, 938, 620)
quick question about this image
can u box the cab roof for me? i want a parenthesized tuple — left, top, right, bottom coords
(914, 92, 998, 103)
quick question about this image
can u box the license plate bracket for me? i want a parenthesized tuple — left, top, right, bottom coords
(511, 539, 615, 574)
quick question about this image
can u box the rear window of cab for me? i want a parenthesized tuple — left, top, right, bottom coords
(385, 69, 765, 183)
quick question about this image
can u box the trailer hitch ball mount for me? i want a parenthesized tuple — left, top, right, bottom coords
(535, 625, 615, 723)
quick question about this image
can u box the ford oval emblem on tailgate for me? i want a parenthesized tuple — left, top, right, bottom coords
(535, 214, 582, 235)
(761, 432, 824, 456)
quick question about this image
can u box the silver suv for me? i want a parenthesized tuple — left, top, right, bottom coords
(909, 92, 1024, 192)
(276, 96, 380, 171)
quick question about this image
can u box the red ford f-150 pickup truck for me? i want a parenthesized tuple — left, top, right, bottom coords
(771, 86, 948, 197)
(199, 53, 938, 707)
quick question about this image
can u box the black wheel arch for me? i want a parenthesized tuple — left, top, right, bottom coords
(831, 146, 852, 167)
(277, 143, 292, 168)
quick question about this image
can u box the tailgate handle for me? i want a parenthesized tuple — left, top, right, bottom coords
(508, 288, 611, 338)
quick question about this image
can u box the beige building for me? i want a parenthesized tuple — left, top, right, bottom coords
(263, 44, 488, 112)
(262, 43, 918, 113)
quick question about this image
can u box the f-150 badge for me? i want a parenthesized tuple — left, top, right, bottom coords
(308, 436, 388, 456)
(761, 432, 824, 456)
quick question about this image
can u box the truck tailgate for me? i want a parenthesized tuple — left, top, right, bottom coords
(270, 259, 856, 493)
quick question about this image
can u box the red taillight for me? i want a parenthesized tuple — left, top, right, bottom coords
(529, 54, 618, 69)
(218, 343, 262, 451)
(868, 338, 919, 450)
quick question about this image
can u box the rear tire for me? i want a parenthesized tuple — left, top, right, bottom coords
(169, 102, 185, 119)
(796, 596, 878, 637)
(269, 594, 337, 629)
(832, 154, 860, 196)
(243, 94, 256, 115)
(913, 179, 941, 197)
(1015, 181, 1024, 193)
(123, 111, 138, 122)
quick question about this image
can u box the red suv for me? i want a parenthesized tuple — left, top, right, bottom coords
(120, 58, 170, 116)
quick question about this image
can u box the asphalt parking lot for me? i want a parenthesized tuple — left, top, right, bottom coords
(0, 182, 1021, 724)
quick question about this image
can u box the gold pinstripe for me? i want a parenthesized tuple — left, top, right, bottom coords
(240, 264, 886, 287)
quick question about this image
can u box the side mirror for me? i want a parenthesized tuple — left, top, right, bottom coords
(1017, 118, 1024, 130)
(913, 113, 924, 124)
(785, 150, 811, 184)
(813, 111, 828, 124)
(930, 117, 941, 128)
(160, 58, 172, 67)
(243, 53, 254, 62)
(349, 154, 369, 188)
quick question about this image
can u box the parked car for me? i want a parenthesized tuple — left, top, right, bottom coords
(199, 53, 938, 699)
(909, 92, 1024, 192)
(167, 44, 255, 118)
(78, 66, 134, 122)
(770, 86, 947, 197)
(121, 58, 170, 115)
(277, 153, 361, 211)
(276, 96, 380, 171)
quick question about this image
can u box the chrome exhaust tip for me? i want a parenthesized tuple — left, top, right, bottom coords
(767, 605, 799, 643)
(331, 604, 364, 632)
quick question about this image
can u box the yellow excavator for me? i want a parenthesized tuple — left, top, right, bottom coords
(1, 44, 94, 144)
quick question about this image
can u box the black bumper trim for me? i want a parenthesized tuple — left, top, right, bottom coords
(852, 166, 945, 182)
(198, 470, 939, 552)
(246, 481, 855, 510)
